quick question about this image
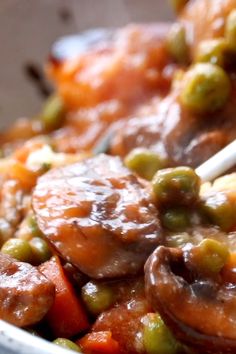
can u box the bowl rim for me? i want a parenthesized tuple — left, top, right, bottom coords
(0, 320, 81, 354)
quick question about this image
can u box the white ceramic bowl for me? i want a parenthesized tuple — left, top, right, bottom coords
(0, 1, 171, 353)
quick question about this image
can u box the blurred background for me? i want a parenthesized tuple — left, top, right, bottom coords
(0, 0, 172, 128)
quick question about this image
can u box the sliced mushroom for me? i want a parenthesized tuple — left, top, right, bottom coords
(33, 154, 162, 279)
(145, 246, 236, 353)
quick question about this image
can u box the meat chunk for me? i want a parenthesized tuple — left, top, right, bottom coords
(111, 88, 236, 167)
(33, 154, 162, 279)
(46, 24, 173, 154)
(92, 278, 149, 354)
(93, 298, 149, 354)
(0, 252, 54, 327)
(48, 24, 171, 110)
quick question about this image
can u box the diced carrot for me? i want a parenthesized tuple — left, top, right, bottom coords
(39, 256, 89, 338)
(9, 160, 37, 190)
(78, 331, 120, 354)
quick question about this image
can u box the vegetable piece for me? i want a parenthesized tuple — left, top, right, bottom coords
(166, 23, 189, 64)
(180, 63, 231, 114)
(161, 207, 190, 231)
(29, 237, 52, 265)
(9, 160, 37, 190)
(39, 256, 89, 338)
(1, 238, 33, 263)
(195, 38, 230, 67)
(17, 214, 43, 241)
(225, 10, 236, 50)
(53, 338, 81, 352)
(152, 167, 200, 206)
(33, 154, 162, 279)
(170, 0, 188, 13)
(14, 141, 46, 164)
(201, 192, 236, 231)
(82, 281, 115, 316)
(145, 246, 236, 353)
(188, 239, 229, 275)
(143, 313, 179, 354)
(124, 148, 165, 180)
(41, 95, 65, 131)
(78, 331, 120, 354)
(28, 215, 43, 238)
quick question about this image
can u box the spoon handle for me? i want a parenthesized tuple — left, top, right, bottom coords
(196, 140, 236, 182)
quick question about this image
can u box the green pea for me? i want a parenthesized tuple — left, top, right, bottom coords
(41, 95, 65, 131)
(152, 167, 200, 206)
(1, 238, 33, 263)
(225, 10, 236, 50)
(192, 239, 229, 274)
(53, 338, 81, 352)
(143, 313, 180, 354)
(124, 148, 166, 180)
(29, 237, 52, 265)
(28, 215, 43, 238)
(201, 192, 236, 231)
(161, 207, 190, 231)
(180, 63, 231, 114)
(170, 0, 189, 13)
(195, 38, 230, 67)
(167, 24, 189, 64)
(82, 281, 115, 316)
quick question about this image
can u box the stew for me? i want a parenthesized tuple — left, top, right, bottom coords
(1, 1, 236, 353)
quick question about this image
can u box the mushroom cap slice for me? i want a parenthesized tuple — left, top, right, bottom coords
(145, 246, 236, 353)
(33, 154, 162, 279)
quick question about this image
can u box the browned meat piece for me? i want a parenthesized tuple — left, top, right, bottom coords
(111, 88, 236, 167)
(0, 252, 55, 327)
(45, 24, 173, 154)
(93, 298, 149, 354)
(32, 154, 162, 279)
(145, 246, 236, 353)
(0, 25, 173, 155)
(48, 24, 172, 111)
(93, 278, 149, 354)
